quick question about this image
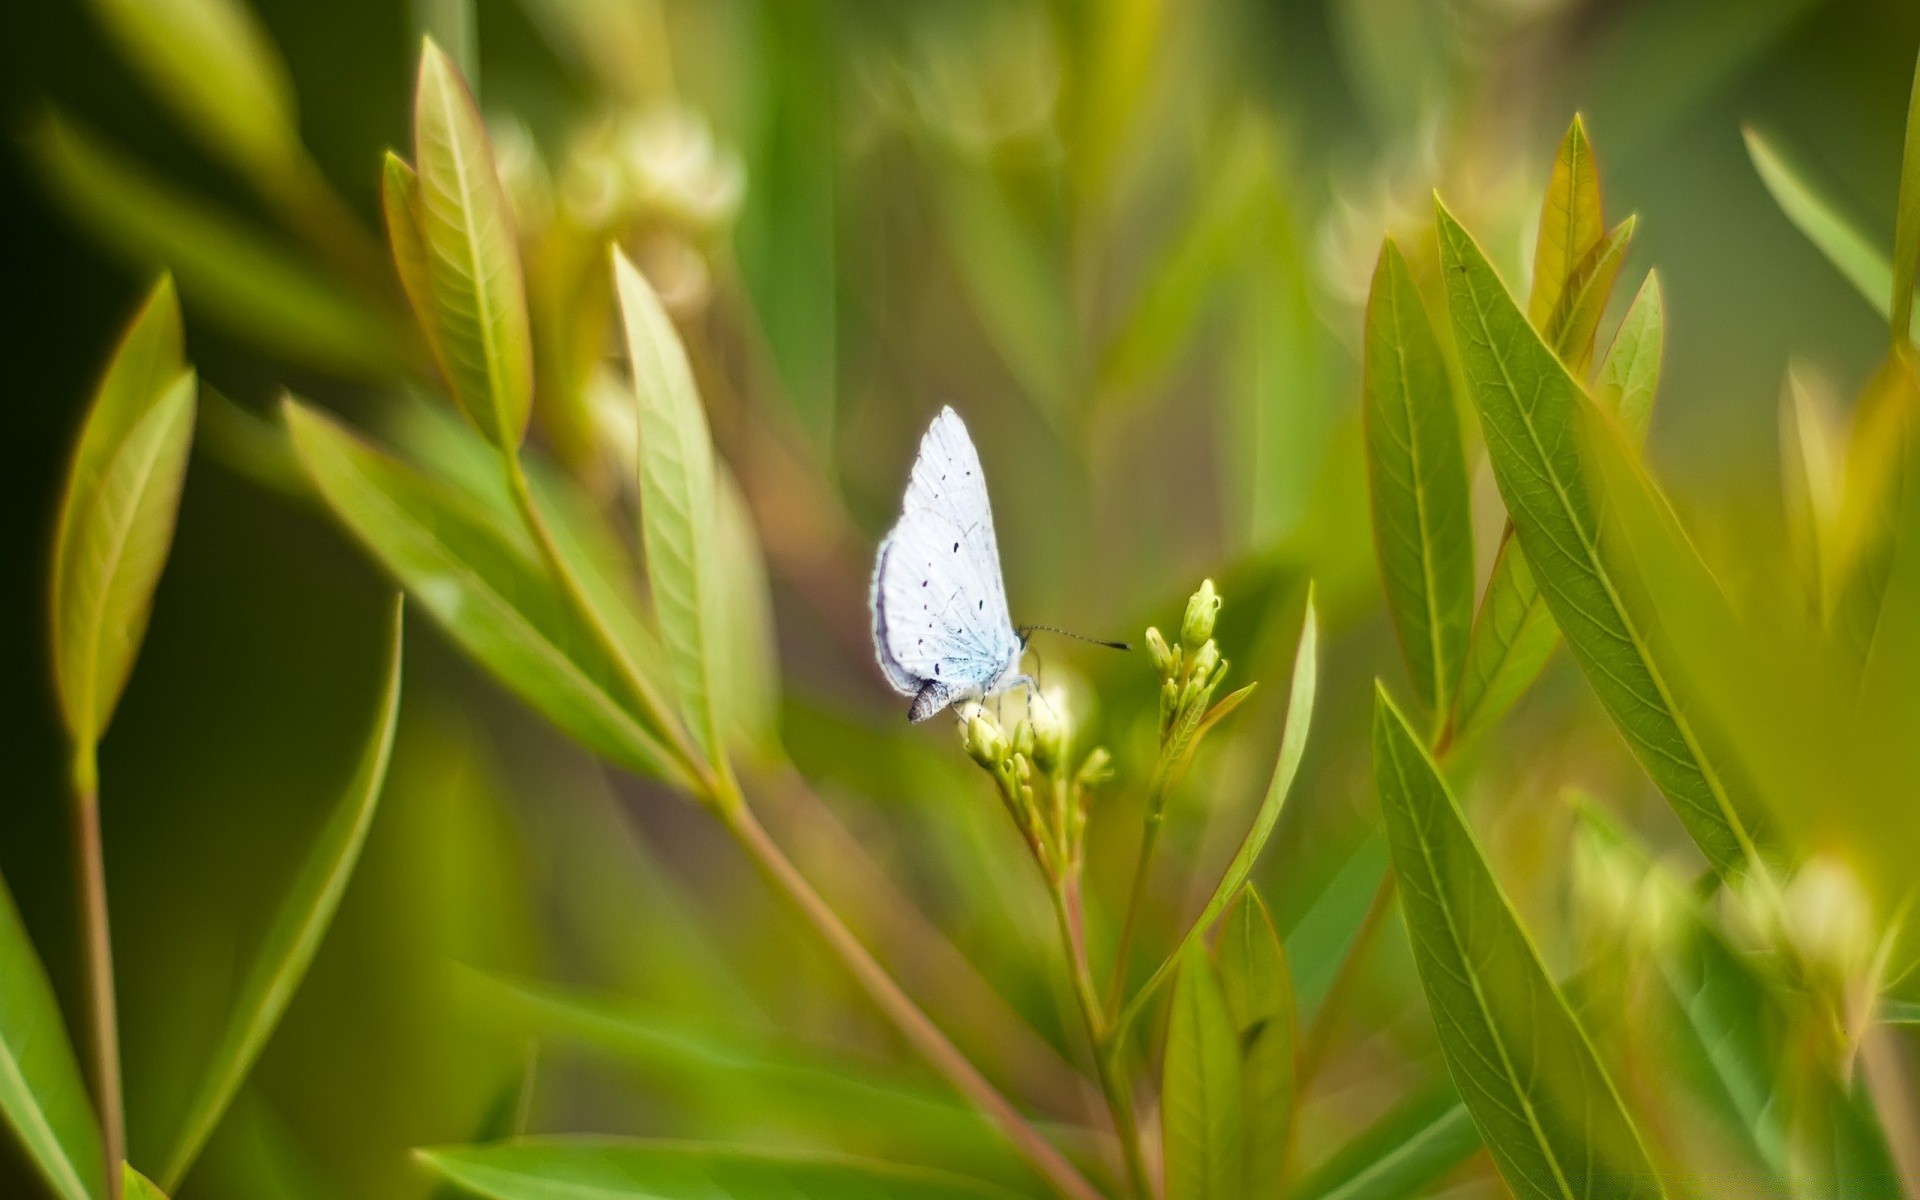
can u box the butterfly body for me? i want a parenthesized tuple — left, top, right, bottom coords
(870, 407, 1031, 722)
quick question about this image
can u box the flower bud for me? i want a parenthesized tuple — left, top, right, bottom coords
(1030, 691, 1069, 773)
(1145, 627, 1177, 678)
(963, 711, 1007, 768)
(1158, 679, 1179, 731)
(1182, 579, 1221, 646)
(1076, 747, 1113, 788)
(1189, 640, 1221, 689)
(1011, 719, 1035, 760)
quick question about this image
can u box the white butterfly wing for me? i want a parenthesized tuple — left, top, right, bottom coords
(870, 408, 1021, 713)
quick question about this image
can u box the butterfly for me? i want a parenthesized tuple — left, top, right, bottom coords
(870, 406, 1033, 722)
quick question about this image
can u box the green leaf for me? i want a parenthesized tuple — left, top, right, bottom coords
(1596, 272, 1665, 443)
(85, 0, 300, 185)
(124, 1165, 169, 1200)
(1162, 941, 1244, 1200)
(1530, 115, 1604, 331)
(157, 598, 406, 1190)
(1437, 199, 1757, 880)
(1892, 48, 1920, 343)
(381, 153, 442, 369)
(28, 113, 401, 376)
(714, 466, 780, 756)
(1118, 596, 1317, 1033)
(1446, 539, 1557, 750)
(1885, 999, 1920, 1025)
(1743, 126, 1920, 344)
(1545, 216, 1635, 377)
(410, 38, 534, 448)
(284, 399, 686, 787)
(1287, 1084, 1478, 1200)
(1373, 686, 1665, 1199)
(417, 1139, 1020, 1199)
(1215, 888, 1294, 1198)
(50, 277, 197, 761)
(0, 874, 104, 1200)
(1363, 240, 1474, 723)
(614, 248, 727, 767)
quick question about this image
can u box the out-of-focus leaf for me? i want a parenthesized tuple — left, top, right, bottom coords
(1596, 272, 1665, 443)
(1373, 687, 1666, 1198)
(614, 248, 727, 768)
(1282, 835, 1387, 1017)
(1660, 923, 1788, 1186)
(284, 399, 686, 787)
(196, 385, 308, 501)
(381, 153, 442, 366)
(85, 0, 299, 185)
(1445, 540, 1556, 751)
(1892, 49, 1920, 343)
(1780, 364, 1845, 603)
(737, 0, 837, 451)
(1546, 216, 1635, 377)
(1744, 127, 1920, 343)
(1363, 240, 1473, 725)
(1162, 941, 1244, 1200)
(123, 1166, 168, 1200)
(1215, 888, 1293, 1196)
(1287, 1083, 1478, 1200)
(1530, 115, 1604, 331)
(0, 875, 103, 1200)
(1882, 1000, 1920, 1025)
(417, 1140, 1020, 1199)
(410, 39, 534, 448)
(1118, 596, 1316, 1032)
(1438, 199, 1758, 881)
(157, 599, 406, 1190)
(29, 115, 401, 375)
(715, 466, 780, 756)
(51, 276, 196, 761)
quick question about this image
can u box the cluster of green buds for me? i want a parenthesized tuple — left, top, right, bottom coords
(960, 690, 1112, 886)
(1144, 580, 1250, 796)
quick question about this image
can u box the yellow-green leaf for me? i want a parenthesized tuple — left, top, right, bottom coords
(1162, 941, 1244, 1200)
(123, 1165, 168, 1200)
(1545, 216, 1635, 376)
(1215, 887, 1293, 1197)
(410, 38, 534, 448)
(51, 277, 197, 759)
(1446, 538, 1557, 750)
(1530, 115, 1604, 330)
(1363, 240, 1473, 722)
(1373, 687, 1665, 1199)
(157, 598, 406, 1191)
(614, 248, 727, 766)
(1893, 48, 1920, 344)
(1437, 199, 1758, 880)
(284, 399, 686, 787)
(0, 875, 103, 1200)
(380, 152, 443, 370)
(715, 466, 781, 757)
(1596, 272, 1665, 443)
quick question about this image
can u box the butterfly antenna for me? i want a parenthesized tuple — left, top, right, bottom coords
(1017, 624, 1133, 652)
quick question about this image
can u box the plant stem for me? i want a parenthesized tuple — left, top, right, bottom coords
(1052, 876, 1151, 1199)
(719, 798, 1104, 1200)
(70, 752, 124, 1200)
(1104, 796, 1165, 1021)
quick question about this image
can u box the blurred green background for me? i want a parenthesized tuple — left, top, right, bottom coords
(4, 1, 1920, 1197)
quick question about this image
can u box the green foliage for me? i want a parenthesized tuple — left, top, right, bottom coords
(0, 877, 103, 1200)
(121, 1166, 167, 1200)
(1286, 1086, 1477, 1200)
(1213, 889, 1294, 1197)
(1161, 942, 1243, 1200)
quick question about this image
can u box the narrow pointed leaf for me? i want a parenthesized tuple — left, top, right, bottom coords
(1363, 241, 1473, 720)
(0, 875, 103, 1200)
(1892, 49, 1920, 344)
(417, 1139, 1020, 1199)
(1215, 888, 1294, 1197)
(158, 599, 406, 1190)
(411, 38, 533, 448)
(51, 276, 196, 754)
(284, 399, 685, 787)
(1119, 596, 1316, 1032)
(380, 152, 443, 368)
(1437, 200, 1757, 880)
(1163, 941, 1244, 1200)
(1447, 539, 1557, 749)
(1287, 1084, 1478, 1200)
(1530, 115, 1604, 329)
(615, 249, 727, 765)
(1596, 272, 1665, 442)
(1373, 687, 1665, 1198)
(124, 1166, 169, 1200)
(1545, 216, 1634, 376)
(1744, 127, 1920, 343)
(29, 113, 400, 375)
(715, 466, 780, 755)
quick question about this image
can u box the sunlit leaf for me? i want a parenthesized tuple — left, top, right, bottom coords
(1546, 216, 1635, 377)
(417, 1139, 1020, 1199)
(1162, 941, 1244, 1200)
(381, 152, 443, 369)
(410, 38, 534, 448)
(1373, 686, 1666, 1198)
(0, 874, 103, 1200)
(1597, 272, 1665, 443)
(50, 277, 196, 760)
(28, 113, 401, 376)
(1363, 240, 1473, 725)
(1215, 887, 1293, 1196)
(1118, 596, 1316, 1032)
(1892, 48, 1920, 344)
(1743, 126, 1920, 343)
(1437, 199, 1758, 881)
(284, 398, 686, 787)
(1530, 114, 1604, 331)
(157, 598, 406, 1191)
(123, 1165, 168, 1200)
(1779, 363, 1845, 604)
(1287, 1083, 1478, 1200)
(614, 248, 727, 768)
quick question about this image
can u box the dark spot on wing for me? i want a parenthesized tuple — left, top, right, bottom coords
(978, 600, 984, 610)
(934, 662, 941, 675)
(952, 542, 959, 553)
